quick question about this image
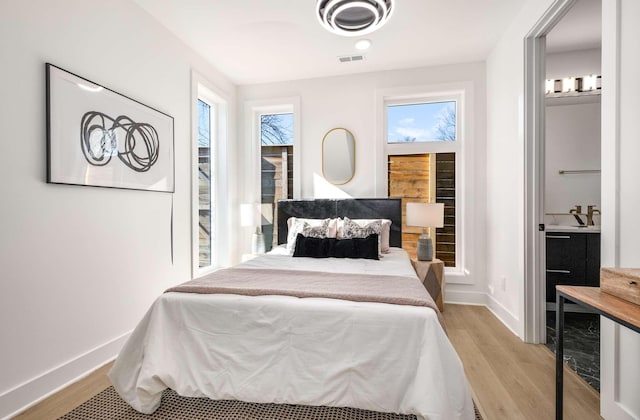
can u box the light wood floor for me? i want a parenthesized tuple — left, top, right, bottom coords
(14, 304, 601, 420)
(13, 362, 113, 420)
(445, 304, 601, 420)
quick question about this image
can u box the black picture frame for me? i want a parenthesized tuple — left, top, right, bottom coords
(46, 63, 175, 192)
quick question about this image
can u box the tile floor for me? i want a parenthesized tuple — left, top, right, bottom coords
(545, 311, 600, 391)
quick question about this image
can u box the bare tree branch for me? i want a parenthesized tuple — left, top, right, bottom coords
(434, 104, 456, 141)
(198, 100, 211, 147)
(261, 114, 293, 145)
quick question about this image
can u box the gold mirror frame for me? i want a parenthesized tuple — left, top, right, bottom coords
(321, 127, 356, 185)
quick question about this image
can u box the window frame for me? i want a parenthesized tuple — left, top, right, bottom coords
(386, 99, 459, 144)
(258, 110, 295, 251)
(196, 98, 214, 271)
(191, 73, 230, 278)
(244, 98, 301, 254)
(377, 84, 472, 282)
(260, 112, 295, 146)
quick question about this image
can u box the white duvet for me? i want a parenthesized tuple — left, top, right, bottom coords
(109, 248, 474, 420)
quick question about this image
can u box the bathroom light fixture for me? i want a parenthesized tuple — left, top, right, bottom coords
(545, 79, 555, 94)
(355, 39, 372, 50)
(582, 74, 597, 91)
(562, 77, 576, 93)
(544, 75, 601, 96)
(316, 0, 394, 37)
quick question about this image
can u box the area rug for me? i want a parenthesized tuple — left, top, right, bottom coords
(60, 386, 482, 419)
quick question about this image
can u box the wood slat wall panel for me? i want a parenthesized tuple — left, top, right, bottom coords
(261, 146, 294, 250)
(435, 153, 456, 266)
(198, 148, 212, 267)
(388, 154, 431, 260)
(389, 152, 456, 266)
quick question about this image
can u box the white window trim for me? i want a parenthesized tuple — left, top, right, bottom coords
(376, 82, 474, 284)
(191, 71, 230, 278)
(242, 97, 301, 254)
(245, 97, 301, 203)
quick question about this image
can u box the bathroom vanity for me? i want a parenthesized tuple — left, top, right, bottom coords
(545, 226, 601, 304)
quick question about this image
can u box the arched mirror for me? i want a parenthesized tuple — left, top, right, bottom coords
(322, 128, 356, 185)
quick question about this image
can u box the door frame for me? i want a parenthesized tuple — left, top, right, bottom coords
(523, 0, 576, 343)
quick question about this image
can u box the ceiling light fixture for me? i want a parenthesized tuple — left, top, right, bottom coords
(355, 39, 372, 50)
(316, 0, 394, 37)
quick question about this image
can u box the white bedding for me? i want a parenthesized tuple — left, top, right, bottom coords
(109, 248, 474, 420)
(243, 245, 419, 278)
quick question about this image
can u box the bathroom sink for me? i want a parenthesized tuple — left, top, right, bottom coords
(546, 224, 601, 232)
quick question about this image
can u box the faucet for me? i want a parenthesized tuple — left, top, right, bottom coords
(569, 205, 585, 225)
(587, 205, 601, 226)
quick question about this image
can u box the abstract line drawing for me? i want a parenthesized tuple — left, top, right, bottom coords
(47, 63, 174, 192)
(80, 111, 160, 173)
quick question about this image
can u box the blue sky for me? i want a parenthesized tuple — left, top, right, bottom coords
(197, 99, 211, 147)
(261, 113, 294, 145)
(387, 101, 456, 143)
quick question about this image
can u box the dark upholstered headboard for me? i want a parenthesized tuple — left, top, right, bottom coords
(277, 198, 402, 247)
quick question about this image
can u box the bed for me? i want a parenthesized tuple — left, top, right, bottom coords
(108, 198, 474, 420)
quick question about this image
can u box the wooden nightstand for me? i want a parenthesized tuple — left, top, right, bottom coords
(411, 258, 445, 312)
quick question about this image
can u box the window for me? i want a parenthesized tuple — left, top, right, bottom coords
(387, 101, 457, 143)
(386, 97, 460, 268)
(192, 75, 229, 276)
(260, 113, 294, 252)
(197, 99, 213, 268)
(246, 97, 299, 255)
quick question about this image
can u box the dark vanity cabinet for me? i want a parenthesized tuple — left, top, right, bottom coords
(545, 232, 601, 302)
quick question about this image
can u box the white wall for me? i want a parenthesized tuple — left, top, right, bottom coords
(0, 1, 236, 417)
(546, 48, 601, 79)
(600, 0, 640, 418)
(237, 62, 488, 304)
(545, 101, 601, 217)
(485, 0, 557, 335)
(545, 49, 602, 224)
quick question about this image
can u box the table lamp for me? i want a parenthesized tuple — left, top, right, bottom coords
(240, 203, 265, 254)
(406, 202, 444, 261)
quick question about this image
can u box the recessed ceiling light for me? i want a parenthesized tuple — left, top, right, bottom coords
(316, 0, 394, 37)
(355, 39, 372, 50)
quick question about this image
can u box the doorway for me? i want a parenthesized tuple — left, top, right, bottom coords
(524, 0, 602, 392)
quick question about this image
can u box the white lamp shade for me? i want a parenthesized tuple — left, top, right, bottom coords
(240, 203, 257, 227)
(406, 202, 444, 228)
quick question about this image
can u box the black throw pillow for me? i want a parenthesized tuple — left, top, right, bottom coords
(293, 233, 379, 260)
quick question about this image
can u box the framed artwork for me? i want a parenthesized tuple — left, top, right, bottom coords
(46, 63, 174, 192)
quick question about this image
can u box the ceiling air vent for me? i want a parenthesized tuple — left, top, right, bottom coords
(338, 54, 365, 63)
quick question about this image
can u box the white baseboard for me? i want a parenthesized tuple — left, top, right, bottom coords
(0, 331, 131, 420)
(445, 291, 522, 338)
(486, 294, 521, 337)
(445, 290, 489, 306)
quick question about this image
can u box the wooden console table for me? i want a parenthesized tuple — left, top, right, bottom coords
(411, 258, 445, 312)
(555, 285, 640, 420)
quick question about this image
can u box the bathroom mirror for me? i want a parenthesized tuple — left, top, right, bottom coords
(322, 128, 356, 185)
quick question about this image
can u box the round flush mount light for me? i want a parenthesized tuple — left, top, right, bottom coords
(355, 39, 372, 50)
(317, 0, 394, 37)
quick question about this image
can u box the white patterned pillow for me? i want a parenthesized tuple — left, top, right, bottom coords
(301, 220, 330, 238)
(338, 218, 392, 253)
(341, 217, 382, 239)
(286, 218, 331, 254)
